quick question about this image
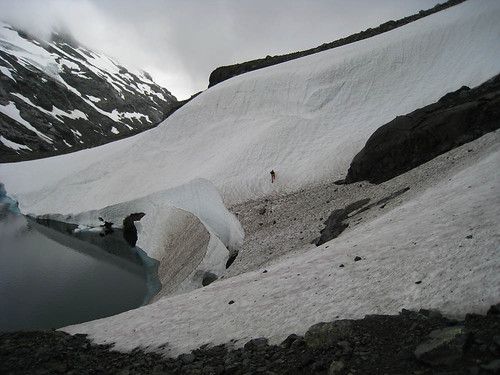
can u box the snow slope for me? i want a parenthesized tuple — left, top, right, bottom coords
(62, 142, 500, 356)
(1, 0, 499, 216)
(0, 0, 499, 356)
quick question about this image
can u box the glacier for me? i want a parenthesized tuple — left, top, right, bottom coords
(0, 0, 499, 357)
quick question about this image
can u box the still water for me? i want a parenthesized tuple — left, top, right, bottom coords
(0, 208, 149, 332)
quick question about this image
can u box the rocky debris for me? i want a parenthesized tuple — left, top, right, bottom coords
(225, 128, 498, 279)
(2, 303, 499, 374)
(414, 326, 468, 366)
(208, 0, 465, 87)
(344, 73, 500, 184)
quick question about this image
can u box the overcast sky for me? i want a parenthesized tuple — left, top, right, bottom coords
(1, 0, 440, 100)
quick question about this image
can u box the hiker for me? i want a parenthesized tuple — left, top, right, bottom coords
(270, 170, 275, 183)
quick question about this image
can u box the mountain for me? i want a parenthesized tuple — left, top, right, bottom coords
(0, 22, 178, 162)
(0, 0, 499, 363)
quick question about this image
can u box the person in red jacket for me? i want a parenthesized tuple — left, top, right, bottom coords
(270, 170, 275, 183)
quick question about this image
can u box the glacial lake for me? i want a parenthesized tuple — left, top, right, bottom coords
(0, 209, 151, 332)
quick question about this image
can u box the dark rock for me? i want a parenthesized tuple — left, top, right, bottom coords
(280, 334, 301, 349)
(50, 361, 68, 373)
(179, 353, 196, 364)
(481, 359, 500, 372)
(354, 256, 362, 262)
(414, 326, 468, 366)
(345, 73, 500, 184)
(337, 340, 353, 356)
(226, 251, 238, 269)
(202, 272, 218, 286)
(396, 345, 415, 360)
(304, 321, 354, 350)
(487, 303, 500, 316)
(259, 207, 267, 215)
(328, 360, 345, 374)
(244, 338, 268, 350)
(122, 212, 145, 247)
(316, 198, 370, 246)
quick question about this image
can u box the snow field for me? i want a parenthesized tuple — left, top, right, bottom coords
(63, 145, 500, 356)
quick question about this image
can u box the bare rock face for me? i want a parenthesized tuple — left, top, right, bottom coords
(0, 24, 178, 162)
(344, 73, 500, 184)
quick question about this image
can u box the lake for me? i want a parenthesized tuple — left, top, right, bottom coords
(0, 206, 153, 332)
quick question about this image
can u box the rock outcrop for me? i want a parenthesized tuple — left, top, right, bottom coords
(344, 73, 500, 184)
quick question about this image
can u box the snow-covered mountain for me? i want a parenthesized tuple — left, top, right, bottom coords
(0, 22, 178, 162)
(0, 0, 499, 358)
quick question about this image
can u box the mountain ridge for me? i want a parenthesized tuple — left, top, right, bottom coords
(0, 23, 178, 162)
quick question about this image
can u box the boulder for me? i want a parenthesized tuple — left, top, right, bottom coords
(345, 74, 500, 184)
(414, 326, 468, 366)
(304, 321, 354, 350)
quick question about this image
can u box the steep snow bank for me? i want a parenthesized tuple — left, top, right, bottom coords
(40, 179, 243, 296)
(1, 0, 499, 215)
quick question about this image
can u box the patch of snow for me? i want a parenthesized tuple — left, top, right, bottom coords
(11, 93, 88, 121)
(0, 65, 15, 81)
(110, 126, 119, 134)
(0, 101, 53, 143)
(62, 109, 87, 120)
(0, 136, 31, 151)
(71, 129, 82, 137)
(111, 110, 151, 124)
(59, 58, 79, 71)
(87, 95, 101, 103)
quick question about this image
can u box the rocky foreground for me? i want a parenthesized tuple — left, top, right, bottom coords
(1, 304, 499, 375)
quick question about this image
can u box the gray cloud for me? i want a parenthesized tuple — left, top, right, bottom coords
(0, 0, 439, 99)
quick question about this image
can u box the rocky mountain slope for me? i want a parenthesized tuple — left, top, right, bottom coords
(0, 22, 178, 162)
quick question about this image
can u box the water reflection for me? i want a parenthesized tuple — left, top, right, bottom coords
(0, 206, 149, 332)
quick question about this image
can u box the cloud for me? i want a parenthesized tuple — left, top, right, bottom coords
(0, 0, 440, 99)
